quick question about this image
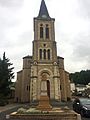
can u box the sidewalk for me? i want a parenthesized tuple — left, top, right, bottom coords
(0, 103, 20, 113)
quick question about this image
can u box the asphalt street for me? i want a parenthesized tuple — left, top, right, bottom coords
(0, 102, 89, 120)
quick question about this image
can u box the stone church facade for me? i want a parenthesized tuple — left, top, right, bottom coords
(15, 0, 71, 103)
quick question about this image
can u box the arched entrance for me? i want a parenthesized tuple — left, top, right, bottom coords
(47, 80, 50, 98)
(40, 72, 50, 98)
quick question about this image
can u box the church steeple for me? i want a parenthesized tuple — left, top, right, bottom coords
(38, 0, 50, 19)
(34, 0, 55, 42)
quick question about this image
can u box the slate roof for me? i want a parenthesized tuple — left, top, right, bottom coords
(23, 55, 32, 59)
(38, 0, 50, 19)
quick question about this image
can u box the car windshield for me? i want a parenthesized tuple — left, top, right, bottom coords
(80, 98, 90, 105)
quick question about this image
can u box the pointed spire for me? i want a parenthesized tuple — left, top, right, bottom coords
(38, 0, 50, 19)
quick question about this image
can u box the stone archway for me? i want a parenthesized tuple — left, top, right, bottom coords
(41, 72, 50, 98)
(38, 69, 53, 99)
(37, 72, 52, 111)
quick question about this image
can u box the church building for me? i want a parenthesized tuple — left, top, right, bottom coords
(15, 0, 71, 103)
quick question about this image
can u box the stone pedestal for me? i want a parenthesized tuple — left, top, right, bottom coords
(37, 79, 52, 111)
(37, 95, 52, 111)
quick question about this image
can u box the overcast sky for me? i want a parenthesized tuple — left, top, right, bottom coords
(0, 0, 90, 81)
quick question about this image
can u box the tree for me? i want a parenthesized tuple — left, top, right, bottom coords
(69, 70, 90, 85)
(0, 52, 14, 97)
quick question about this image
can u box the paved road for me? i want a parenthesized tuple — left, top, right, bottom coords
(0, 102, 89, 120)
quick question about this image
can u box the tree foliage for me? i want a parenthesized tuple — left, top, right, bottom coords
(69, 70, 90, 85)
(0, 52, 14, 97)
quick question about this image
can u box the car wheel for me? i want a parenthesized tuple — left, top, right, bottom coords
(81, 110, 84, 117)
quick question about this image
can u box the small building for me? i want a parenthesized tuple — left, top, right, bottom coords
(76, 84, 86, 93)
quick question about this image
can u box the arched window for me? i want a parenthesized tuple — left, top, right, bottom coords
(47, 49, 50, 60)
(39, 49, 42, 59)
(43, 49, 46, 59)
(27, 86, 28, 91)
(40, 24, 43, 38)
(29, 86, 30, 91)
(46, 24, 49, 39)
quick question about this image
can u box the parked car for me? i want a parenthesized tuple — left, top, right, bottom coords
(73, 98, 90, 117)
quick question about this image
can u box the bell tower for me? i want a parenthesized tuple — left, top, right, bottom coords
(33, 0, 57, 63)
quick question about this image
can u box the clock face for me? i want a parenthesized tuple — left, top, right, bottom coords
(42, 15, 47, 18)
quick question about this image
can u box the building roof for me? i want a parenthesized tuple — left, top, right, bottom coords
(76, 84, 86, 87)
(23, 55, 32, 59)
(38, 0, 50, 19)
(57, 56, 64, 59)
(17, 70, 22, 73)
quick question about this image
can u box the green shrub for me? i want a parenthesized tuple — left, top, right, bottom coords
(17, 108, 26, 114)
